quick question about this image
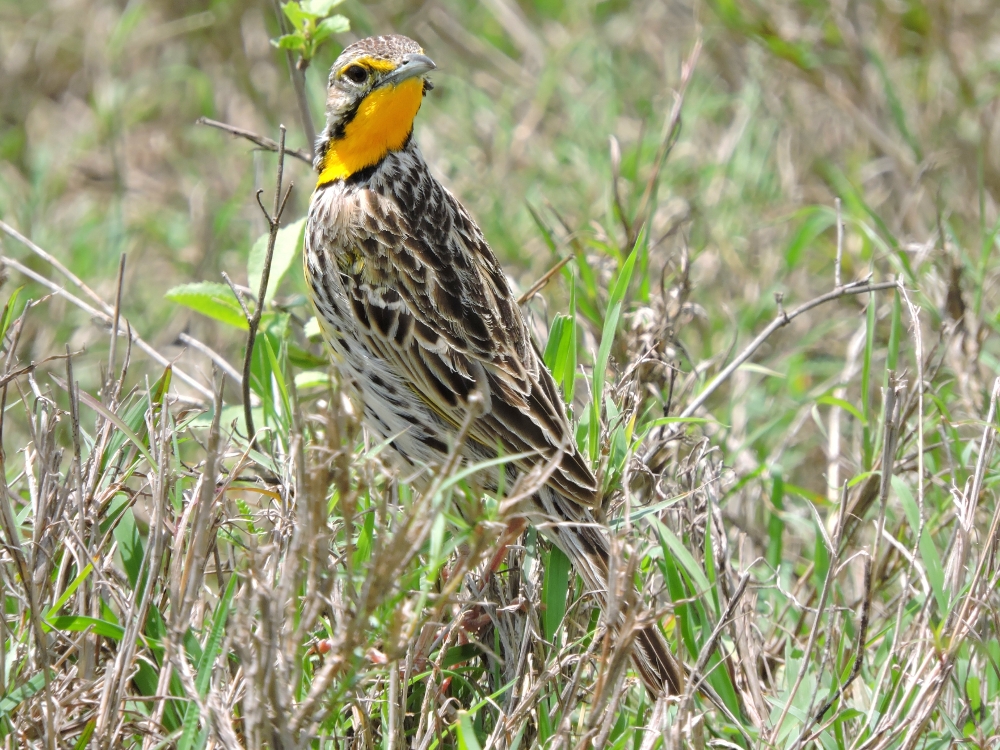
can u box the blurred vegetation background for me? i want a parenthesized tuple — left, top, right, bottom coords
(2, 0, 997, 492)
(2, 0, 1000, 745)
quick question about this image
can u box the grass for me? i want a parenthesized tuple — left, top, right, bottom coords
(1, 0, 999, 747)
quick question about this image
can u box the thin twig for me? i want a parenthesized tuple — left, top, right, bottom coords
(196, 117, 313, 164)
(0, 253, 213, 399)
(679, 570, 750, 712)
(890, 287, 925, 658)
(771, 480, 849, 742)
(872, 373, 903, 571)
(243, 125, 293, 450)
(631, 38, 702, 247)
(0, 220, 108, 311)
(108, 253, 126, 394)
(834, 198, 843, 288)
(814, 557, 873, 722)
(808, 376, 900, 728)
(0, 347, 71, 393)
(177, 332, 244, 387)
(678, 279, 899, 420)
(0, 321, 57, 747)
(221, 271, 254, 323)
(516, 255, 573, 305)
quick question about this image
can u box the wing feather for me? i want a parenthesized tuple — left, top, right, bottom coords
(344, 183, 599, 508)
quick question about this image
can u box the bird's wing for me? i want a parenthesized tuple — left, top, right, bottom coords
(340, 183, 599, 508)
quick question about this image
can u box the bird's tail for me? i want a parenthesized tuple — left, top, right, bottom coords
(530, 487, 684, 696)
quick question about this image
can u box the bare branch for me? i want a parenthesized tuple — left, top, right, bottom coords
(678, 279, 899, 421)
(196, 117, 313, 164)
(0, 252, 213, 399)
(221, 271, 253, 324)
(516, 255, 573, 305)
(242, 125, 293, 449)
(177, 332, 244, 387)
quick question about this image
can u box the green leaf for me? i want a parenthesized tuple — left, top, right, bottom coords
(590, 232, 641, 459)
(0, 287, 23, 347)
(72, 720, 96, 750)
(43, 563, 93, 618)
(54, 381, 158, 474)
(738, 362, 785, 379)
(456, 711, 483, 750)
(247, 217, 306, 304)
(315, 14, 349, 38)
(526, 204, 558, 254)
(0, 671, 47, 722)
(892, 475, 919, 533)
(867, 49, 921, 162)
(887, 288, 902, 375)
(898, 493, 945, 642)
(641, 416, 723, 431)
(542, 315, 567, 371)
(293, 370, 330, 389)
(817, 395, 867, 426)
(289, 343, 327, 369)
(272, 33, 306, 51)
(441, 643, 480, 668)
(966, 675, 981, 714)
(862, 291, 876, 468)
(300, 0, 345, 16)
(280, 1, 307, 30)
(114, 507, 145, 590)
(179, 574, 237, 750)
(166, 282, 248, 330)
(785, 206, 835, 269)
(919, 521, 947, 614)
(655, 540, 697, 656)
(199, 574, 237, 696)
(542, 546, 571, 643)
(767, 475, 784, 571)
(650, 519, 711, 595)
(563, 278, 577, 403)
(813, 516, 830, 589)
(261, 333, 292, 434)
(45, 615, 125, 640)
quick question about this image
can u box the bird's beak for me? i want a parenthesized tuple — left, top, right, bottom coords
(381, 53, 437, 87)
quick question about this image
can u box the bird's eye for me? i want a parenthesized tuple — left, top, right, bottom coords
(342, 65, 368, 84)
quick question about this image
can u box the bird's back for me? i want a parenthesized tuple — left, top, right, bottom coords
(306, 143, 598, 507)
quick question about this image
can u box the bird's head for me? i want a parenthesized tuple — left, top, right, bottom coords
(315, 35, 436, 187)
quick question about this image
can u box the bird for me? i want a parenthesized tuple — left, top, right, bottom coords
(304, 33, 683, 697)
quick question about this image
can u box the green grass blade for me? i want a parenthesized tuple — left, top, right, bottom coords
(767, 475, 784, 572)
(542, 546, 571, 643)
(178, 573, 238, 750)
(0, 672, 47, 724)
(59, 381, 158, 473)
(42, 563, 93, 618)
(456, 710, 483, 750)
(44, 616, 125, 640)
(651, 519, 711, 595)
(862, 291, 876, 469)
(590, 231, 642, 460)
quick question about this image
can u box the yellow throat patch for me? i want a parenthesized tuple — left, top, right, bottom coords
(317, 77, 424, 186)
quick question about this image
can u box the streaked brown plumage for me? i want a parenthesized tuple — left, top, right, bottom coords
(305, 34, 683, 696)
